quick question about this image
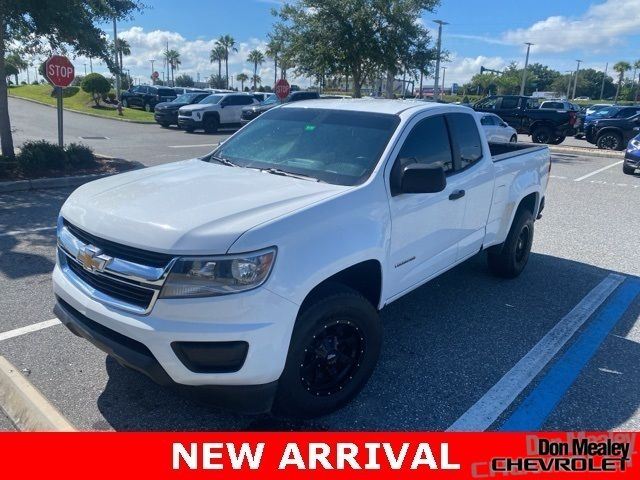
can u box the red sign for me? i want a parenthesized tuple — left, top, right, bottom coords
(275, 78, 290, 100)
(45, 55, 75, 88)
(151, 71, 160, 80)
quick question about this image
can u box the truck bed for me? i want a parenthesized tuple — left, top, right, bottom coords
(489, 142, 548, 162)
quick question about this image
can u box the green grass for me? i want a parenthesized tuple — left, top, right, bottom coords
(8, 84, 155, 123)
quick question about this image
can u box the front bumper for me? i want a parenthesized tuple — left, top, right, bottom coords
(52, 263, 299, 408)
(624, 149, 640, 168)
(177, 117, 203, 129)
(154, 110, 178, 125)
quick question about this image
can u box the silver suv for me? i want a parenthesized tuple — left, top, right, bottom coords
(178, 93, 258, 133)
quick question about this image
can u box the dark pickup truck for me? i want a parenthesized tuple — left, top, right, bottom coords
(474, 95, 579, 144)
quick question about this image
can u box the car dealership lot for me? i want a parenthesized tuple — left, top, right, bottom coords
(0, 149, 638, 431)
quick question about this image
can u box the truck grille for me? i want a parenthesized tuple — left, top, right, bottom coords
(64, 220, 173, 268)
(66, 257, 155, 309)
(59, 220, 174, 314)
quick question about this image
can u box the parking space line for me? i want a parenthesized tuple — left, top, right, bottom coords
(574, 161, 624, 182)
(168, 144, 218, 148)
(446, 273, 625, 432)
(0, 319, 61, 342)
(0, 225, 56, 238)
(500, 279, 640, 431)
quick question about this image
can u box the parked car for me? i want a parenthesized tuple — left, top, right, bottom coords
(574, 96, 591, 101)
(178, 93, 259, 133)
(172, 87, 208, 95)
(120, 86, 178, 112)
(474, 95, 579, 144)
(154, 92, 211, 128)
(539, 100, 580, 111)
(585, 113, 640, 150)
(585, 103, 613, 116)
(577, 105, 640, 139)
(240, 91, 321, 124)
(477, 112, 518, 143)
(624, 133, 640, 175)
(53, 99, 550, 417)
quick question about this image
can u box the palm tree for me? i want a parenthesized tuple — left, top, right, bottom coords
(251, 74, 261, 89)
(209, 45, 225, 79)
(164, 49, 181, 86)
(266, 37, 282, 87)
(236, 73, 249, 91)
(247, 49, 265, 90)
(114, 38, 131, 74)
(633, 60, 640, 102)
(215, 35, 237, 89)
(613, 61, 631, 103)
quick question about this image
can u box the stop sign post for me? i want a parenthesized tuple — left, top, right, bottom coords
(45, 55, 75, 147)
(275, 78, 290, 101)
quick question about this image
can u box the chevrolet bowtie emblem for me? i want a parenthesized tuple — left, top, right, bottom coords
(76, 245, 112, 272)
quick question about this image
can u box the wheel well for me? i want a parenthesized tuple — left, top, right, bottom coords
(203, 111, 220, 121)
(597, 128, 622, 138)
(529, 122, 553, 132)
(516, 192, 538, 217)
(301, 260, 383, 312)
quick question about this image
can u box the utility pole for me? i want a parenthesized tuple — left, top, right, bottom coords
(149, 59, 156, 84)
(83, 63, 87, 76)
(441, 67, 447, 95)
(112, 18, 120, 99)
(519, 42, 534, 96)
(600, 62, 608, 100)
(433, 19, 448, 101)
(565, 71, 573, 99)
(571, 59, 582, 100)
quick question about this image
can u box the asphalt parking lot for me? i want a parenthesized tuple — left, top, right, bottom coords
(1, 97, 639, 431)
(0, 151, 638, 431)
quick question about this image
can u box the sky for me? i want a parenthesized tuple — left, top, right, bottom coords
(21, 0, 640, 88)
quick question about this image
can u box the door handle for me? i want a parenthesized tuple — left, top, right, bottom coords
(449, 189, 466, 200)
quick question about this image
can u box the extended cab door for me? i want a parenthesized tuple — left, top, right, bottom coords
(385, 114, 469, 299)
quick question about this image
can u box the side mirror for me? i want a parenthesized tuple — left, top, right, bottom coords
(399, 163, 446, 194)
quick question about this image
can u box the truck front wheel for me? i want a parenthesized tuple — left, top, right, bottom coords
(531, 126, 552, 144)
(274, 284, 382, 418)
(487, 209, 534, 278)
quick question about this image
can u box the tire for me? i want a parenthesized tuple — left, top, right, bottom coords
(596, 132, 623, 150)
(203, 115, 219, 134)
(509, 135, 517, 143)
(121, 99, 129, 108)
(531, 126, 553, 144)
(487, 208, 535, 279)
(160, 123, 171, 128)
(184, 127, 194, 133)
(144, 103, 153, 113)
(623, 163, 636, 175)
(273, 284, 382, 418)
(549, 135, 566, 145)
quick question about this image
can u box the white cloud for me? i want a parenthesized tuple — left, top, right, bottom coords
(502, 0, 640, 53)
(442, 54, 507, 86)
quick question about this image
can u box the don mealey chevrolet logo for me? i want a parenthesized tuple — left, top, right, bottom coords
(76, 245, 112, 272)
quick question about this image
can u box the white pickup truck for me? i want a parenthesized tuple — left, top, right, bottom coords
(53, 100, 550, 418)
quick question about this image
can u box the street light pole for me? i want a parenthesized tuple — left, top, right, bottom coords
(433, 19, 448, 101)
(441, 67, 447, 95)
(565, 71, 573, 99)
(599, 62, 608, 100)
(519, 42, 533, 96)
(149, 59, 156, 83)
(571, 59, 582, 100)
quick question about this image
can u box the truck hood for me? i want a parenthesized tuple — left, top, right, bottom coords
(61, 159, 345, 255)
(179, 104, 209, 113)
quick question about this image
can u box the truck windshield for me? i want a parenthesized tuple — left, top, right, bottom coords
(210, 107, 400, 186)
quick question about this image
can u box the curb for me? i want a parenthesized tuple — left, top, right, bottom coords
(549, 145, 625, 158)
(0, 161, 145, 194)
(0, 355, 75, 431)
(8, 94, 156, 124)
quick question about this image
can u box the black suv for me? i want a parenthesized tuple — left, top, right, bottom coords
(241, 91, 320, 124)
(586, 113, 640, 150)
(154, 92, 210, 128)
(120, 86, 178, 112)
(474, 95, 579, 144)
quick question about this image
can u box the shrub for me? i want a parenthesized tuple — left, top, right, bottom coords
(107, 92, 116, 103)
(81, 73, 111, 106)
(17, 141, 67, 176)
(65, 143, 96, 168)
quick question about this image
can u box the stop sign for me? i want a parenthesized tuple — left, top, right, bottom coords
(45, 55, 75, 88)
(275, 78, 290, 100)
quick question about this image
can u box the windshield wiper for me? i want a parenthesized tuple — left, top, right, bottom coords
(262, 168, 323, 182)
(210, 155, 238, 167)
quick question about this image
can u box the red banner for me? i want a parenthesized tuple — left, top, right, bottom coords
(0, 432, 636, 479)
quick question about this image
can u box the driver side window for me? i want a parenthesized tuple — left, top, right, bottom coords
(397, 115, 453, 172)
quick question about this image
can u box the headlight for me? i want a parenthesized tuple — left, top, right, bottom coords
(160, 248, 276, 298)
(179, 109, 192, 116)
(630, 138, 640, 149)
